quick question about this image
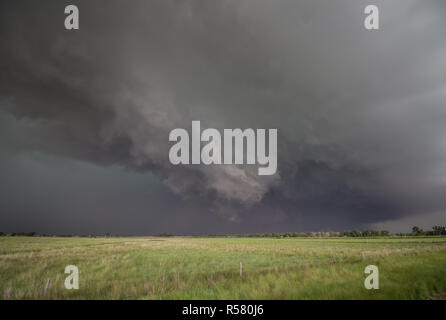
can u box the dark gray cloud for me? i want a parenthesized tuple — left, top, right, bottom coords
(1, 0, 446, 234)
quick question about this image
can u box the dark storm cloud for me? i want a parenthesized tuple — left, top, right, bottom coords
(1, 0, 446, 234)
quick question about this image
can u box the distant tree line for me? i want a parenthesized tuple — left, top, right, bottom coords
(205, 232, 311, 238)
(203, 226, 444, 238)
(203, 230, 387, 238)
(0, 226, 445, 238)
(396, 225, 446, 237)
(0, 232, 37, 237)
(154, 233, 174, 237)
(340, 230, 390, 237)
(0, 232, 107, 238)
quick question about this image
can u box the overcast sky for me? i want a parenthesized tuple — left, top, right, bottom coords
(1, 0, 446, 235)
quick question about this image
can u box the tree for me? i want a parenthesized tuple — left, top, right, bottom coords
(432, 226, 446, 236)
(350, 230, 361, 237)
(380, 230, 390, 236)
(412, 226, 424, 236)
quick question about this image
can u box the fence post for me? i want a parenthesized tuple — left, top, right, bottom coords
(162, 269, 166, 290)
(43, 278, 51, 298)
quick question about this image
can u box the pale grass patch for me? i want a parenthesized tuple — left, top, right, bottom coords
(3, 287, 11, 300)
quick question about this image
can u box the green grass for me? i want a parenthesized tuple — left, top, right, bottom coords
(0, 236, 445, 299)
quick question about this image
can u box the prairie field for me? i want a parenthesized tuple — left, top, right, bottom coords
(1, 236, 445, 300)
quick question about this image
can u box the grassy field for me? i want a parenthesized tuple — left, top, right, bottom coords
(1, 236, 445, 300)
